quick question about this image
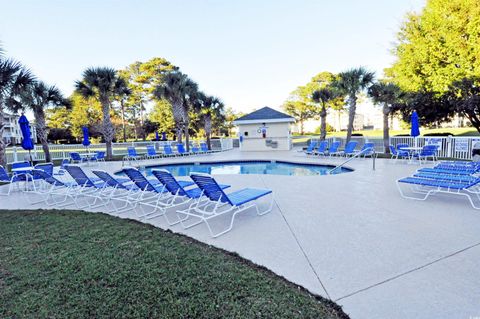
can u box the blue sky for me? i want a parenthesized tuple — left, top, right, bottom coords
(0, 0, 424, 113)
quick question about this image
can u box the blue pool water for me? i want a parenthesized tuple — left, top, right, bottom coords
(133, 161, 352, 176)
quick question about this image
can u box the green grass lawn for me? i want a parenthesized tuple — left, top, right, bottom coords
(0, 210, 348, 319)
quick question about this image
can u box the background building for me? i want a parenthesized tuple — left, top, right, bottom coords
(234, 107, 295, 151)
(1, 113, 37, 145)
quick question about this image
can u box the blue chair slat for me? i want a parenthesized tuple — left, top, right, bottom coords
(190, 174, 233, 205)
(64, 165, 105, 188)
(413, 172, 478, 183)
(398, 176, 479, 190)
(122, 167, 165, 193)
(226, 188, 273, 206)
(418, 167, 474, 175)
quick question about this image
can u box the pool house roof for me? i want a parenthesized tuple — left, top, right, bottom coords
(233, 106, 295, 125)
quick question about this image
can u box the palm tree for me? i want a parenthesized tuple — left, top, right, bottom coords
(115, 84, 132, 142)
(311, 87, 337, 141)
(153, 72, 198, 148)
(368, 82, 401, 153)
(0, 59, 35, 166)
(196, 94, 224, 150)
(21, 81, 69, 162)
(75, 67, 129, 160)
(333, 67, 375, 143)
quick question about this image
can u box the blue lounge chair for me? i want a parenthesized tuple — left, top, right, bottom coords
(151, 169, 230, 225)
(200, 142, 212, 154)
(326, 141, 341, 156)
(26, 169, 78, 206)
(163, 144, 176, 157)
(64, 165, 110, 208)
(89, 151, 106, 164)
(122, 167, 181, 219)
(70, 152, 87, 164)
(123, 147, 143, 164)
(397, 175, 480, 209)
(191, 145, 200, 155)
(183, 173, 274, 237)
(304, 141, 317, 155)
(355, 142, 375, 157)
(91, 170, 143, 212)
(412, 145, 438, 163)
(145, 145, 161, 159)
(313, 141, 328, 156)
(0, 165, 27, 196)
(389, 145, 410, 161)
(176, 143, 189, 156)
(339, 141, 358, 157)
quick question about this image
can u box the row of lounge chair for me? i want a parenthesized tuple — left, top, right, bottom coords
(397, 161, 480, 209)
(304, 140, 375, 157)
(1, 162, 273, 237)
(123, 143, 213, 164)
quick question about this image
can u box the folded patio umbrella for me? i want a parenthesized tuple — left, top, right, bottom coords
(82, 126, 91, 151)
(155, 131, 159, 141)
(411, 110, 420, 147)
(410, 110, 420, 137)
(18, 114, 34, 164)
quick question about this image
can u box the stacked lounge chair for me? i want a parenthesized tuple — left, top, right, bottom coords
(396, 161, 480, 209)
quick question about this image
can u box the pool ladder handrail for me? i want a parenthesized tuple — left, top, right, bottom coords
(328, 147, 376, 174)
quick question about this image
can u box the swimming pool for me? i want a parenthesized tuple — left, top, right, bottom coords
(129, 161, 352, 176)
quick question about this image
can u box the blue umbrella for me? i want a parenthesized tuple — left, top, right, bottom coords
(161, 132, 167, 141)
(155, 131, 159, 141)
(410, 111, 420, 137)
(82, 126, 91, 148)
(18, 114, 34, 163)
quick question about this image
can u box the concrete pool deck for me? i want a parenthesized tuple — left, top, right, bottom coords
(1, 148, 479, 319)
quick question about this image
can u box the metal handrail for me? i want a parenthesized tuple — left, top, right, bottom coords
(328, 147, 376, 174)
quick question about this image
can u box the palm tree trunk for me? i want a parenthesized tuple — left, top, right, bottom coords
(204, 114, 212, 150)
(120, 100, 127, 142)
(320, 105, 327, 141)
(34, 109, 51, 162)
(383, 104, 390, 154)
(171, 101, 183, 143)
(100, 96, 115, 160)
(184, 120, 190, 152)
(0, 108, 7, 167)
(183, 105, 190, 152)
(346, 95, 357, 144)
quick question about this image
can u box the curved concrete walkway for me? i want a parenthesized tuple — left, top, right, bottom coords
(1, 148, 479, 319)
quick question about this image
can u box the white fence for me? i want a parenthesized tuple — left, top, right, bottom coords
(5, 138, 234, 164)
(307, 136, 479, 160)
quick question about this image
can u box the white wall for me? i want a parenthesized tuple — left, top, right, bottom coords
(238, 122, 292, 151)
